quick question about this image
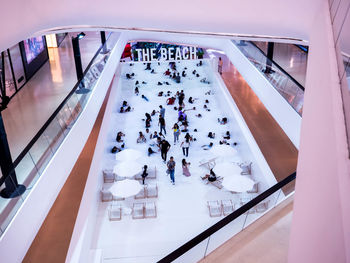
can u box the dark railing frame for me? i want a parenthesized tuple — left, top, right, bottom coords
(157, 172, 296, 263)
(0, 33, 111, 186)
(248, 41, 305, 91)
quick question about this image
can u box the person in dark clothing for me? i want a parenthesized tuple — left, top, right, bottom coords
(141, 94, 149, 101)
(111, 146, 121, 153)
(160, 139, 171, 162)
(145, 63, 151, 70)
(208, 132, 215, 139)
(159, 116, 166, 135)
(208, 169, 217, 182)
(185, 133, 193, 142)
(148, 147, 156, 156)
(223, 131, 231, 140)
(141, 165, 148, 185)
(145, 113, 152, 128)
(175, 73, 181, 83)
(178, 91, 185, 107)
(116, 131, 125, 142)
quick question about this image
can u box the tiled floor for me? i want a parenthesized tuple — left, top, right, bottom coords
(199, 196, 293, 263)
(253, 42, 308, 87)
(2, 31, 102, 160)
(23, 82, 112, 263)
(219, 55, 298, 193)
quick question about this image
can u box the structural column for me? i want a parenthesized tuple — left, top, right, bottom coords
(265, 42, 274, 74)
(0, 112, 25, 198)
(100, 31, 108, 54)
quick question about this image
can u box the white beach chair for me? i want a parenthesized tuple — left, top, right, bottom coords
(221, 199, 234, 216)
(146, 184, 158, 198)
(108, 203, 122, 221)
(208, 201, 222, 217)
(132, 203, 145, 219)
(101, 188, 113, 202)
(134, 185, 147, 199)
(103, 169, 115, 183)
(145, 202, 157, 218)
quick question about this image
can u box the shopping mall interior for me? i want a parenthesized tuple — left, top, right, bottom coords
(0, 0, 349, 263)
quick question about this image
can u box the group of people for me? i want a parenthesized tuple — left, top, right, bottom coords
(119, 101, 132, 113)
(113, 59, 235, 186)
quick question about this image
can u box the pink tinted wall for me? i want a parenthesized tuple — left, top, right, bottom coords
(288, 1, 350, 262)
(0, 0, 323, 52)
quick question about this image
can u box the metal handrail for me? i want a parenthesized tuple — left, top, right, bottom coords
(157, 172, 296, 263)
(0, 33, 111, 186)
(249, 41, 305, 91)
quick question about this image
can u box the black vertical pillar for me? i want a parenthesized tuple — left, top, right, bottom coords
(0, 112, 25, 198)
(100, 31, 107, 54)
(265, 42, 274, 74)
(72, 37, 84, 82)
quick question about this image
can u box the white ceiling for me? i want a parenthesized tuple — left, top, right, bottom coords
(0, 0, 324, 51)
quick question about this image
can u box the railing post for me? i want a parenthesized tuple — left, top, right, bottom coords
(264, 42, 274, 74)
(0, 112, 25, 198)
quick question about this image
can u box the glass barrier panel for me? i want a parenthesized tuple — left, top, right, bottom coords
(0, 32, 120, 237)
(28, 134, 53, 175)
(233, 40, 304, 115)
(0, 176, 25, 233)
(205, 213, 247, 256)
(172, 237, 210, 263)
(242, 193, 277, 229)
(44, 117, 66, 154)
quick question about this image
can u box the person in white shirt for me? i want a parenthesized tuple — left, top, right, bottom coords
(180, 137, 190, 157)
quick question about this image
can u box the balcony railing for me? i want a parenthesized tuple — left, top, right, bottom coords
(232, 40, 304, 115)
(0, 32, 120, 236)
(157, 172, 296, 262)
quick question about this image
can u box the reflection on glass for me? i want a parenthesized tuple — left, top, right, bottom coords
(233, 40, 304, 115)
(0, 32, 120, 238)
(9, 44, 26, 87)
(48, 47, 63, 83)
(0, 51, 16, 97)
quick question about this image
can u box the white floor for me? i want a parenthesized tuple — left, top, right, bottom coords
(92, 59, 279, 262)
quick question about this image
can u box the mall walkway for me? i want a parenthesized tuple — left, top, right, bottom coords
(23, 84, 112, 263)
(200, 196, 293, 263)
(2, 32, 102, 160)
(221, 57, 298, 193)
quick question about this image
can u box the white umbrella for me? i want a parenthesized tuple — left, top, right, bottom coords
(113, 161, 142, 178)
(212, 162, 242, 177)
(109, 179, 142, 198)
(115, 149, 142, 161)
(210, 145, 237, 158)
(222, 176, 255, 192)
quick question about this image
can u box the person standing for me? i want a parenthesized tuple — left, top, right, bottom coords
(218, 57, 223, 75)
(182, 159, 191, 177)
(141, 165, 148, 185)
(160, 139, 171, 162)
(180, 137, 190, 157)
(167, 157, 176, 185)
(159, 115, 166, 135)
(178, 90, 185, 107)
(159, 105, 165, 118)
(173, 123, 180, 144)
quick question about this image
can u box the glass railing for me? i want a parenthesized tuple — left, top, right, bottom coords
(0, 32, 121, 236)
(232, 40, 304, 115)
(157, 172, 296, 262)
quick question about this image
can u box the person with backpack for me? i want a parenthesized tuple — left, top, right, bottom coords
(167, 157, 176, 185)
